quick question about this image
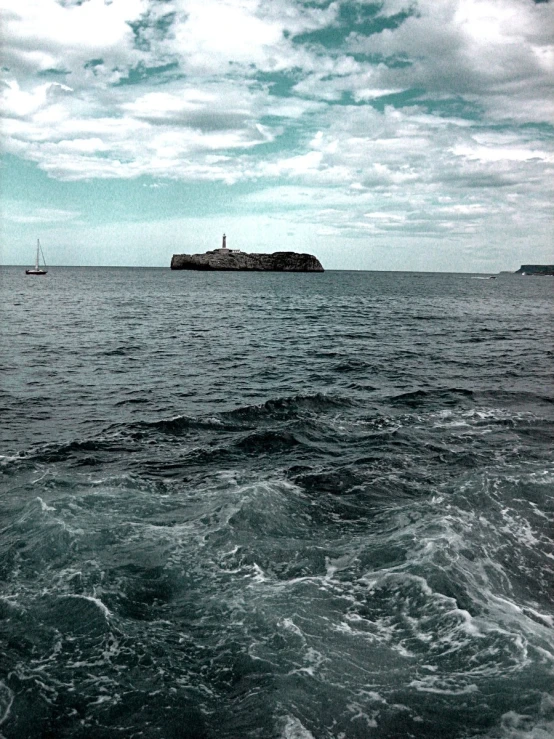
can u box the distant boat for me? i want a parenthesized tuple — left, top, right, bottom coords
(25, 239, 47, 275)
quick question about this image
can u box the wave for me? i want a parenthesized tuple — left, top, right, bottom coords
(389, 388, 475, 409)
(35, 438, 138, 464)
(223, 393, 352, 424)
(114, 397, 151, 406)
(477, 389, 554, 407)
(234, 430, 303, 455)
(133, 414, 230, 436)
(5, 385, 552, 484)
(101, 344, 144, 356)
(333, 358, 372, 373)
(128, 394, 350, 437)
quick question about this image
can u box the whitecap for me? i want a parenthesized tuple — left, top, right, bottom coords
(0, 453, 23, 466)
(522, 607, 554, 629)
(289, 647, 326, 677)
(324, 552, 358, 580)
(408, 676, 479, 695)
(249, 563, 268, 583)
(281, 715, 316, 739)
(280, 618, 304, 639)
(62, 594, 111, 619)
(346, 701, 378, 728)
(37, 496, 55, 512)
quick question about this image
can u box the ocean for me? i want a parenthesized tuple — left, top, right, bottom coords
(1, 266, 553, 739)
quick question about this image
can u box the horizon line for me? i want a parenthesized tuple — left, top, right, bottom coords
(2, 264, 512, 274)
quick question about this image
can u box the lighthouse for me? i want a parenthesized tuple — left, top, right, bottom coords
(217, 233, 240, 253)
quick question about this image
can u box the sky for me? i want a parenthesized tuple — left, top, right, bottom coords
(1, 0, 553, 271)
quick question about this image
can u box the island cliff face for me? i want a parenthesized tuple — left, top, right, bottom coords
(171, 249, 324, 272)
(515, 265, 554, 275)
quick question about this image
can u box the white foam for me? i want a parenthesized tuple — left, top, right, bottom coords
(281, 618, 305, 640)
(249, 563, 268, 583)
(88, 695, 117, 706)
(325, 553, 356, 580)
(363, 571, 434, 597)
(475, 699, 554, 739)
(62, 594, 111, 619)
(32, 470, 49, 484)
(0, 453, 23, 467)
(346, 701, 378, 728)
(334, 620, 354, 635)
(204, 417, 223, 426)
(0, 682, 14, 727)
(408, 676, 479, 695)
(37, 496, 55, 512)
(288, 644, 327, 677)
(281, 715, 316, 739)
(522, 608, 554, 629)
(355, 689, 387, 703)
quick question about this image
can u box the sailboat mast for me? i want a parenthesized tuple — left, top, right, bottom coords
(36, 239, 40, 270)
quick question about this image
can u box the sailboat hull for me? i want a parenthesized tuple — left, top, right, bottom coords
(25, 269, 47, 275)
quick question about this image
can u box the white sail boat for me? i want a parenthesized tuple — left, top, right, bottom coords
(26, 239, 47, 275)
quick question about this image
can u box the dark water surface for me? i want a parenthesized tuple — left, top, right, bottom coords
(1, 267, 553, 738)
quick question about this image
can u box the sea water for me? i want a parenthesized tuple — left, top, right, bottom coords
(1, 267, 553, 738)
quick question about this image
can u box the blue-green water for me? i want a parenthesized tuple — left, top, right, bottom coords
(1, 267, 553, 738)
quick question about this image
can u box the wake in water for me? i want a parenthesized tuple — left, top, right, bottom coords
(2, 389, 553, 738)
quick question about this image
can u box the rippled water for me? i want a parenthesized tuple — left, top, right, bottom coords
(1, 267, 553, 738)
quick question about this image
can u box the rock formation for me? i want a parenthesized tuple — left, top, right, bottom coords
(515, 265, 554, 275)
(171, 249, 324, 272)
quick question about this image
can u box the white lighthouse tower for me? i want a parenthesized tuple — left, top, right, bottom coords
(217, 233, 239, 253)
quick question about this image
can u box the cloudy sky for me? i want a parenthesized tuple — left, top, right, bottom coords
(1, 0, 553, 270)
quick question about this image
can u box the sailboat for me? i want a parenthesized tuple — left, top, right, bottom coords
(25, 239, 47, 275)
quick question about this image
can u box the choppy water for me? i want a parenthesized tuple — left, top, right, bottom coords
(1, 267, 553, 739)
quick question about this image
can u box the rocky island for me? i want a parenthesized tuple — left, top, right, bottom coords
(515, 265, 554, 275)
(171, 235, 324, 272)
